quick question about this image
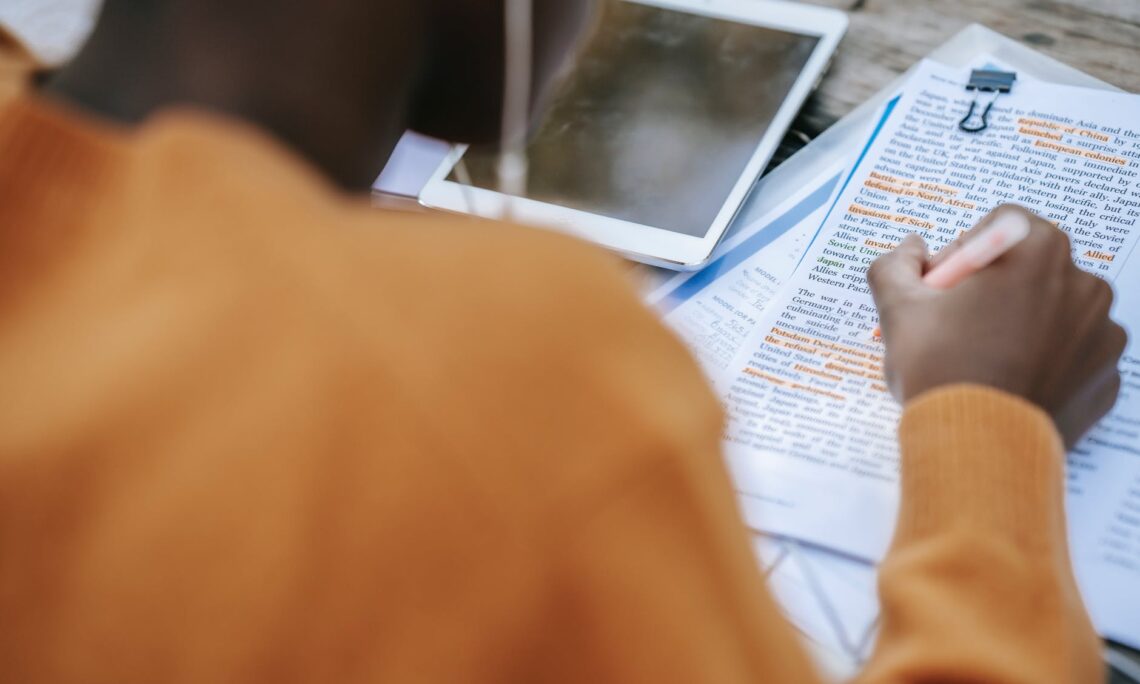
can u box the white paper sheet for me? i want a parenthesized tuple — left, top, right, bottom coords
(1069, 253, 1140, 649)
(648, 161, 845, 387)
(750, 536, 877, 682)
(372, 131, 452, 200)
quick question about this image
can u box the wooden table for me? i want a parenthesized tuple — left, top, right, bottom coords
(770, 0, 1140, 168)
(772, 2, 1140, 680)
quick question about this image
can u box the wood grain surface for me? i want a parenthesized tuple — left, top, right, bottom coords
(768, 0, 1140, 168)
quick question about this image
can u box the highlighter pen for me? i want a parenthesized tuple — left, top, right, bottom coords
(873, 209, 1033, 338)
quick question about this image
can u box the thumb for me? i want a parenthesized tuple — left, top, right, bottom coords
(867, 233, 928, 306)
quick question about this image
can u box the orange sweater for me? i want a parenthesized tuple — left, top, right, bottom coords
(0, 36, 1103, 682)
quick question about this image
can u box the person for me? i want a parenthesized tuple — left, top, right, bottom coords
(0, 0, 1125, 681)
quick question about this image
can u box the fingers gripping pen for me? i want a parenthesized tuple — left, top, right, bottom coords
(922, 209, 1032, 289)
(874, 209, 1032, 339)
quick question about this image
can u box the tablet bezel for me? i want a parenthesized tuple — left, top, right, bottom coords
(419, 0, 848, 270)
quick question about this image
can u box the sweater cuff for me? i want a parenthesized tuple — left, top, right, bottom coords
(895, 384, 1069, 551)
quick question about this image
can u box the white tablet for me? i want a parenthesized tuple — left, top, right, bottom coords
(420, 0, 847, 269)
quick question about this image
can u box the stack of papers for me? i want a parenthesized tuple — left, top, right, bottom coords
(650, 59, 1140, 666)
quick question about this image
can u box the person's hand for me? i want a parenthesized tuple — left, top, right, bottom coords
(868, 205, 1127, 447)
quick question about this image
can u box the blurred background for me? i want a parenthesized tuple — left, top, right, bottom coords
(10, 0, 1140, 172)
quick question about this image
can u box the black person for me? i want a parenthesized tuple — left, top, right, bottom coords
(0, 2, 1120, 681)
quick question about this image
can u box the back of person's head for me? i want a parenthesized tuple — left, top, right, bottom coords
(64, 0, 597, 159)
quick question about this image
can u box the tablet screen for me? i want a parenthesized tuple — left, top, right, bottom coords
(449, 1, 821, 237)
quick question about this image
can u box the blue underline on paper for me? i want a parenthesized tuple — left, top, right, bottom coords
(655, 175, 841, 316)
(793, 95, 902, 272)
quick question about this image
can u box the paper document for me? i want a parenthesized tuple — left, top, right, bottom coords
(373, 132, 453, 199)
(648, 163, 844, 385)
(720, 60, 1140, 648)
(755, 538, 879, 674)
(646, 163, 887, 678)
